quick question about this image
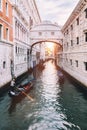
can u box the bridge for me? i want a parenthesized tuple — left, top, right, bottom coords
(30, 21, 63, 54)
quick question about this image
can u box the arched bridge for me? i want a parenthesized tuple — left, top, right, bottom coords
(30, 21, 63, 53)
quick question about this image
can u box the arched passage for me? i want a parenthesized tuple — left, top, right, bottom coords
(30, 40, 63, 54)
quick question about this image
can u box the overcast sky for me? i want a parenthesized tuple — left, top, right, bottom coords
(35, 0, 80, 26)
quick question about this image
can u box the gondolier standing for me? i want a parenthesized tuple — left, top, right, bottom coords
(10, 78, 16, 91)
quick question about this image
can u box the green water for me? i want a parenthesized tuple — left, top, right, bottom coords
(0, 61, 87, 130)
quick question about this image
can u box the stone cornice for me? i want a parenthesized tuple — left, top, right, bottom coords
(62, 0, 87, 32)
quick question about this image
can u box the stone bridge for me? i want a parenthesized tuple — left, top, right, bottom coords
(30, 21, 63, 53)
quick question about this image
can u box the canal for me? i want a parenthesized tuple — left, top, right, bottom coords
(0, 60, 87, 130)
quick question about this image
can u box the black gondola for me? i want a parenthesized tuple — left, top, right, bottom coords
(8, 81, 33, 98)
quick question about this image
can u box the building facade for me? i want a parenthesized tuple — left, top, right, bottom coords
(12, 0, 41, 78)
(58, 0, 87, 86)
(0, 0, 13, 87)
(0, 0, 41, 87)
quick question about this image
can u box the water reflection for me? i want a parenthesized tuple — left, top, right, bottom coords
(8, 97, 24, 114)
(1, 60, 87, 130)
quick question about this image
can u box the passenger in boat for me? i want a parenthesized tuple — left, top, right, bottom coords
(18, 85, 24, 91)
(10, 78, 16, 91)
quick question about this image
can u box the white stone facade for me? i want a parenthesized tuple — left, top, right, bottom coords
(12, 0, 41, 77)
(0, 41, 13, 87)
(0, 0, 41, 87)
(58, 0, 87, 87)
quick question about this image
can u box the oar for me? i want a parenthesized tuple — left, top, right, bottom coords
(22, 91, 34, 101)
(16, 87, 34, 101)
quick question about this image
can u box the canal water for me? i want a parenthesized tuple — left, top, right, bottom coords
(0, 61, 87, 130)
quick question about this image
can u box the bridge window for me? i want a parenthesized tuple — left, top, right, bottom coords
(51, 32, 54, 35)
(38, 32, 42, 36)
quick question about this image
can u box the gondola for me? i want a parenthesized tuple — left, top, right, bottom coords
(8, 81, 33, 98)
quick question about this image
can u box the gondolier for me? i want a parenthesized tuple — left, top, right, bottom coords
(10, 78, 16, 91)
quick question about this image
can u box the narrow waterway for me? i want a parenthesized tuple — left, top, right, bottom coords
(0, 61, 87, 130)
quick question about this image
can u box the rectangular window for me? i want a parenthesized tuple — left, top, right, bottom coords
(0, 0, 2, 11)
(0, 24, 2, 39)
(67, 42, 68, 48)
(85, 33, 87, 42)
(6, 2, 8, 16)
(84, 62, 87, 71)
(3, 61, 6, 69)
(71, 24, 73, 30)
(67, 29, 68, 34)
(76, 18, 79, 25)
(84, 8, 87, 18)
(15, 46, 17, 54)
(51, 32, 54, 35)
(77, 37, 79, 44)
(70, 59, 72, 65)
(76, 60, 78, 67)
(6, 28, 9, 40)
(71, 40, 73, 46)
(39, 32, 42, 36)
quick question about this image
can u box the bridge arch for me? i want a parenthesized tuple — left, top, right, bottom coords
(30, 40, 63, 54)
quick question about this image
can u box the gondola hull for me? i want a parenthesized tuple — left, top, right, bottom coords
(8, 82, 33, 98)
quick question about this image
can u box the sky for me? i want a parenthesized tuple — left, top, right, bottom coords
(35, 0, 80, 26)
